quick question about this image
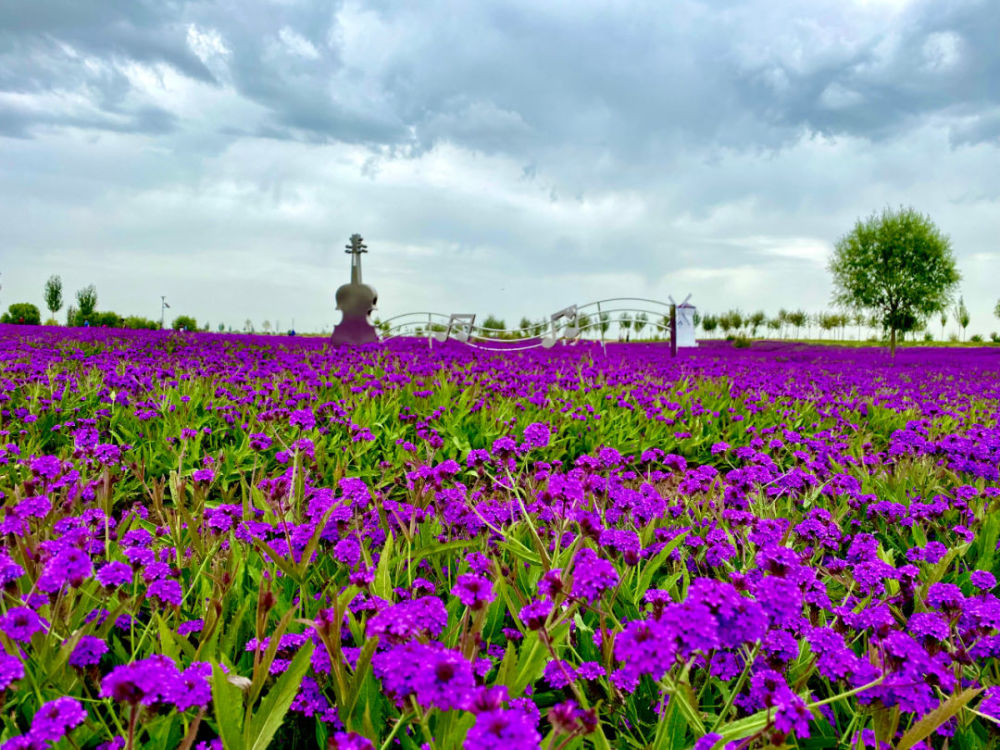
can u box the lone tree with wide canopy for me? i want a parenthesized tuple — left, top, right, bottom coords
(828, 206, 960, 355)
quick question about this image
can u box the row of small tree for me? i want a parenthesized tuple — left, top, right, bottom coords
(697, 301, 990, 342)
(0, 276, 199, 331)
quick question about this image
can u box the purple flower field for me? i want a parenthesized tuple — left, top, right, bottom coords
(1, 324, 999, 749)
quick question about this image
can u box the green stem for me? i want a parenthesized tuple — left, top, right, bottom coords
(378, 712, 413, 750)
(709, 643, 760, 732)
(807, 677, 884, 709)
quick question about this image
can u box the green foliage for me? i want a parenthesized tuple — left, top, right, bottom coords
(701, 314, 718, 335)
(172, 315, 198, 331)
(633, 312, 648, 338)
(954, 296, 970, 340)
(598, 312, 611, 337)
(829, 206, 960, 354)
(124, 315, 161, 330)
(71, 309, 123, 327)
(44, 274, 63, 316)
(1, 302, 41, 325)
(75, 284, 98, 318)
(786, 309, 807, 336)
(481, 314, 505, 337)
(718, 309, 743, 336)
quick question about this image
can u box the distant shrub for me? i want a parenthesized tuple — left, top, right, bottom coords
(991, 332, 1000, 343)
(948, 333, 959, 343)
(732, 335, 752, 348)
(171, 315, 198, 332)
(124, 316, 161, 330)
(72, 310, 123, 327)
(970, 334, 983, 343)
(923, 332, 933, 342)
(1, 303, 41, 325)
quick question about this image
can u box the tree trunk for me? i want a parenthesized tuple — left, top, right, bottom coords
(890, 327, 897, 357)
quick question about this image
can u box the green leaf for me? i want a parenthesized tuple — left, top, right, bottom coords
(374, 530, 395, 600)
(897, 687, 983, 750)
(211, 663, 245, 750)
(252, 539, 301, 584)
(513, 623, 568, 696)
(246, 641, 316, 750)
(345, 637, 380, 719)
(636, 530, 689, 603)
(158, 614, 179, 662)
(500, 538, 542, 566)
(408, 539, 475, 568)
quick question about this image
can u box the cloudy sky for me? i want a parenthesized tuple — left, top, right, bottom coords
(1, 0, 999, 336)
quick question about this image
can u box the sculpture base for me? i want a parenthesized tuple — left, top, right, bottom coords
(330, 317, 379, 345)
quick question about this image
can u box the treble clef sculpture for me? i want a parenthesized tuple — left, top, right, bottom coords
(330, 233, 379, 345)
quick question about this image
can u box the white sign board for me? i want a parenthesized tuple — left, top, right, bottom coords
(676, 304, 698, 347)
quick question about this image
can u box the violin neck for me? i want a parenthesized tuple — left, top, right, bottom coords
(351, 254, 363, 285)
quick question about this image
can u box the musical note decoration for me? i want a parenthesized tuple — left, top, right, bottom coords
(433, 314, 477, 343)
(541, 305, 580, 348)
(330, 234, 379, 345)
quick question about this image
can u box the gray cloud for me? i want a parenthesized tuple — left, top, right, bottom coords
(1, 0, 999, 336)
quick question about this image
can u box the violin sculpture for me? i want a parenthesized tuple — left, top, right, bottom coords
(330, 234, 379, 345)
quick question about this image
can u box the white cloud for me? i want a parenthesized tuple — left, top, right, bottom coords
(277, 27, 320, 59)
(922, 31, 963, 72)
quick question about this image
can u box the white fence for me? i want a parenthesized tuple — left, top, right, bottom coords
(377, 297, 696, 354)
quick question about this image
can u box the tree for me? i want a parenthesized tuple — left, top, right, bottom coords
(954, 296, 970, 341)
(787, 310, 807, 339)
(829, 206, 960, 355)
(766, 316, 782, 336)
(722, 309, 744, 336)
(482, 314, 505, 338)
(599, 312, 611, 340)
(633, 312, 648, 339)
(748, 310, 766, 338)
(1, 303, 41, 325)
(701, 314, 719, 337)
(852, 311, 866, 341)
(75, 285, 98, 323)
(518, 317, 533, 336)
(43, 275, 63, 322)
(218, 323, 225, 332)
(995, 299, 1000, 323)
(718, 313, 732, 338)
(172, 315, 198, 331)
(618, 313, 632, 341)
(777, 309, 789, 338)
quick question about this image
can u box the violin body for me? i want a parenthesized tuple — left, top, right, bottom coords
(330, 281, 378, 344)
